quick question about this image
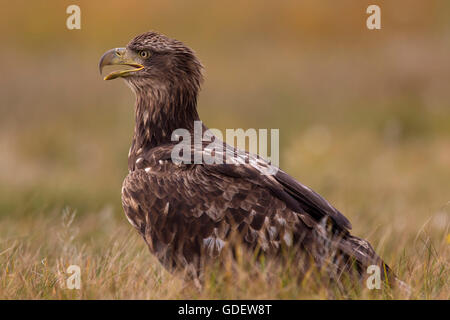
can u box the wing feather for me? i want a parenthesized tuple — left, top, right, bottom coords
(121, 144, 388, 281)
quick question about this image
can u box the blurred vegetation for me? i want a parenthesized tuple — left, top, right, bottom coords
(0, 0, 448, 298)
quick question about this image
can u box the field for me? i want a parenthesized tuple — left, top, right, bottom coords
(0, 1, 448, 299)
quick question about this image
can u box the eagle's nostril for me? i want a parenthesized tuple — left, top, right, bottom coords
(115, 48, 125, 57)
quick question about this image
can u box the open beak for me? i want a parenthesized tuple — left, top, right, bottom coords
(99, 47, 144, 80)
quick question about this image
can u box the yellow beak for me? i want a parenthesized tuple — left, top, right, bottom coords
(99, 47, 144, 80)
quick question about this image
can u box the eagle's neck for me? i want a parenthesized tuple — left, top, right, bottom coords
(128, 83, 200, 170)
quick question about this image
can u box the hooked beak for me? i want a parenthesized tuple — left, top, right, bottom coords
(99, 47, 144, 80)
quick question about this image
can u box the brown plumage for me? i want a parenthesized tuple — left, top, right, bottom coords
(99, 31, 394, 287)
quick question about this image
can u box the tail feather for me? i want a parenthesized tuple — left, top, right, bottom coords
(308, 218, 396, 285)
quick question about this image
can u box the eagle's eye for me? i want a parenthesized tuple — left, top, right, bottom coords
(139, 50, 150, 59)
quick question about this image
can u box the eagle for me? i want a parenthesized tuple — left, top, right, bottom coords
(99, 31, 395, 288)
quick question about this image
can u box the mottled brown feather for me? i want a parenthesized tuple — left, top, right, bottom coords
(109, 31, 393, 284)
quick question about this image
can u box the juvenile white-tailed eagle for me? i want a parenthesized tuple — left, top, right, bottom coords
(99, 31, 394, 287)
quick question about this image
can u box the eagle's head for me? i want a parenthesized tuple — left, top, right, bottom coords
(99, 31, 203, 94)
(99, 31, 204, 150)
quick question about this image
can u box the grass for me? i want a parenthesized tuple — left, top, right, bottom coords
(0, 206, 447, 299)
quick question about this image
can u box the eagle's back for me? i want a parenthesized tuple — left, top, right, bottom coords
(121, 144, 389, 282)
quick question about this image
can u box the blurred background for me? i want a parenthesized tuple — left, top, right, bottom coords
(0, 0, 449, 250)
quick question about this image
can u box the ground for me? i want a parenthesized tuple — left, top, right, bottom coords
(0, 124, 448, 298)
